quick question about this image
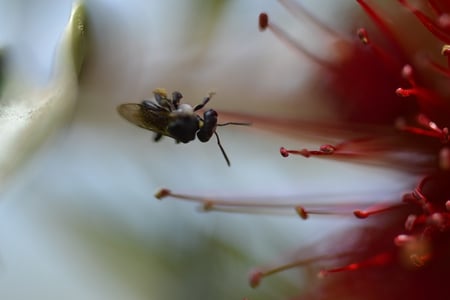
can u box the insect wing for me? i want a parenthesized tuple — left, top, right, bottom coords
(117, 103, 170, 136)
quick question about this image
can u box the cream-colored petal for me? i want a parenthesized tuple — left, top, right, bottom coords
(0, 1, 87, 188)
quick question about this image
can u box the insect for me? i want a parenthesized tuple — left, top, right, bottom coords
(117, 88, 250, 166)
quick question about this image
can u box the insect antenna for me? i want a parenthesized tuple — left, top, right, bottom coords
(217, 121, 252, 127)
(214, 131, 231, 167)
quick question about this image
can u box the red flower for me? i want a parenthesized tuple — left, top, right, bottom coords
(156, 1, 450, 299)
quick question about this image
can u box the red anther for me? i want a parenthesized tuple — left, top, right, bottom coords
(249, 270, 263, 288)
(203, 201, 214, 211)
(353, 210, 369, 219)
(319, 144, 336, 153)
(438, 14, 450, 28)
(357, 28, 369, 45)
(155, 188, 171, 199)
(280, 147, 290, 157)
(396, 87, 416, 97)
(446, 200, 450, 211)
(394, 234, 415, 246)
(259, 13, 269, 31)
(442, 45, 450, 68)
(295, 206, 308, 220)
(404, 215, 429, 231)
(401, 64, 414, 80)
(354, 203, 407, 219)
(430, 212, 445, 228)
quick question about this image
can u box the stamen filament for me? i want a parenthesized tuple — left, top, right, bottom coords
(258, 13, 335, 69)
(357, 27, 402, 70)
(249, 252, 356, 288)
(356, 0, 404, 54)
(398, 0, 450, 44)
(318, 252, 393, 277)
(353, 203, 408, 219)
(278, 0, 342, 38)
(156, 189, 394, 219)
(423, 56, 450, 77)
(428, 0, 444, 16)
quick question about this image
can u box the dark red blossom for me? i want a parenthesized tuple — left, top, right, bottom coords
(156, 0, 450, 299)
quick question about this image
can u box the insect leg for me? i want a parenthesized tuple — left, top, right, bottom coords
(193, 92, 215, 111)
(172, 91, 183, 109)
(154, 133, 163, 142)
(214, 131, 231, 167)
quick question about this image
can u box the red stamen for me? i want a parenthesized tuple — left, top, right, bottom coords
(278, 0, 342, 38)
(396, 65, 444, 112)
(353, 202, 407, 219)
(249, 252, 356, 287)
(394, 234, 416, 246)
(446, 200, 450, 211)
(428, 0, 444, 16)
(357, 27, 401, 70)
(258, 12, 334, 69)
(356, 0, 404, 54)
(258, 13, 268, 31)
(422, 55, 450, 77)
(437, 14, 450, 29)
(280, 146, 338, 158)
(395, 87, 417, 97)
(398, 0, 450, 44)
(318, 252, 393, 277)
(296, 205, 353, 219)
(404, 214, 427, 231)
(396, 114, 449, 142)
(155, 189, 391, 220)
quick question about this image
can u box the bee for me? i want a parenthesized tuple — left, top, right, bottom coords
(117, 88, 250, 166)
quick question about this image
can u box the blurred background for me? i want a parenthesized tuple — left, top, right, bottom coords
(0, 1, 412, 299)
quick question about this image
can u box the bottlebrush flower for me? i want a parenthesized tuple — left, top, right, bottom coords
(156, 0, 450, 299)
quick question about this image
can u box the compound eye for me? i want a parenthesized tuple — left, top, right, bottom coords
(167, 115, 199, 143)
(197, 109, 218, 142)
(204, 109, 218, 119)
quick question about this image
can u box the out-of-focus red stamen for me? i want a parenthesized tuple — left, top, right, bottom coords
(356, 0, 404, 54)
(396, 65, 446, 117)
(357, 27, 401, 70)
(398, 0, 450, 44)
(278, 0, 342, 38)
(396, 114, 449, 143)
(428, 0, 444, 16)
(353, 202, 408, 219)
(157, 189, 381, 218)
(280, 145, 341, 158)
(257, 12, 334, 69)
(249, 252, 356, 288)
(423, 55, 450, 77)
(318, 252, 393, 277)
